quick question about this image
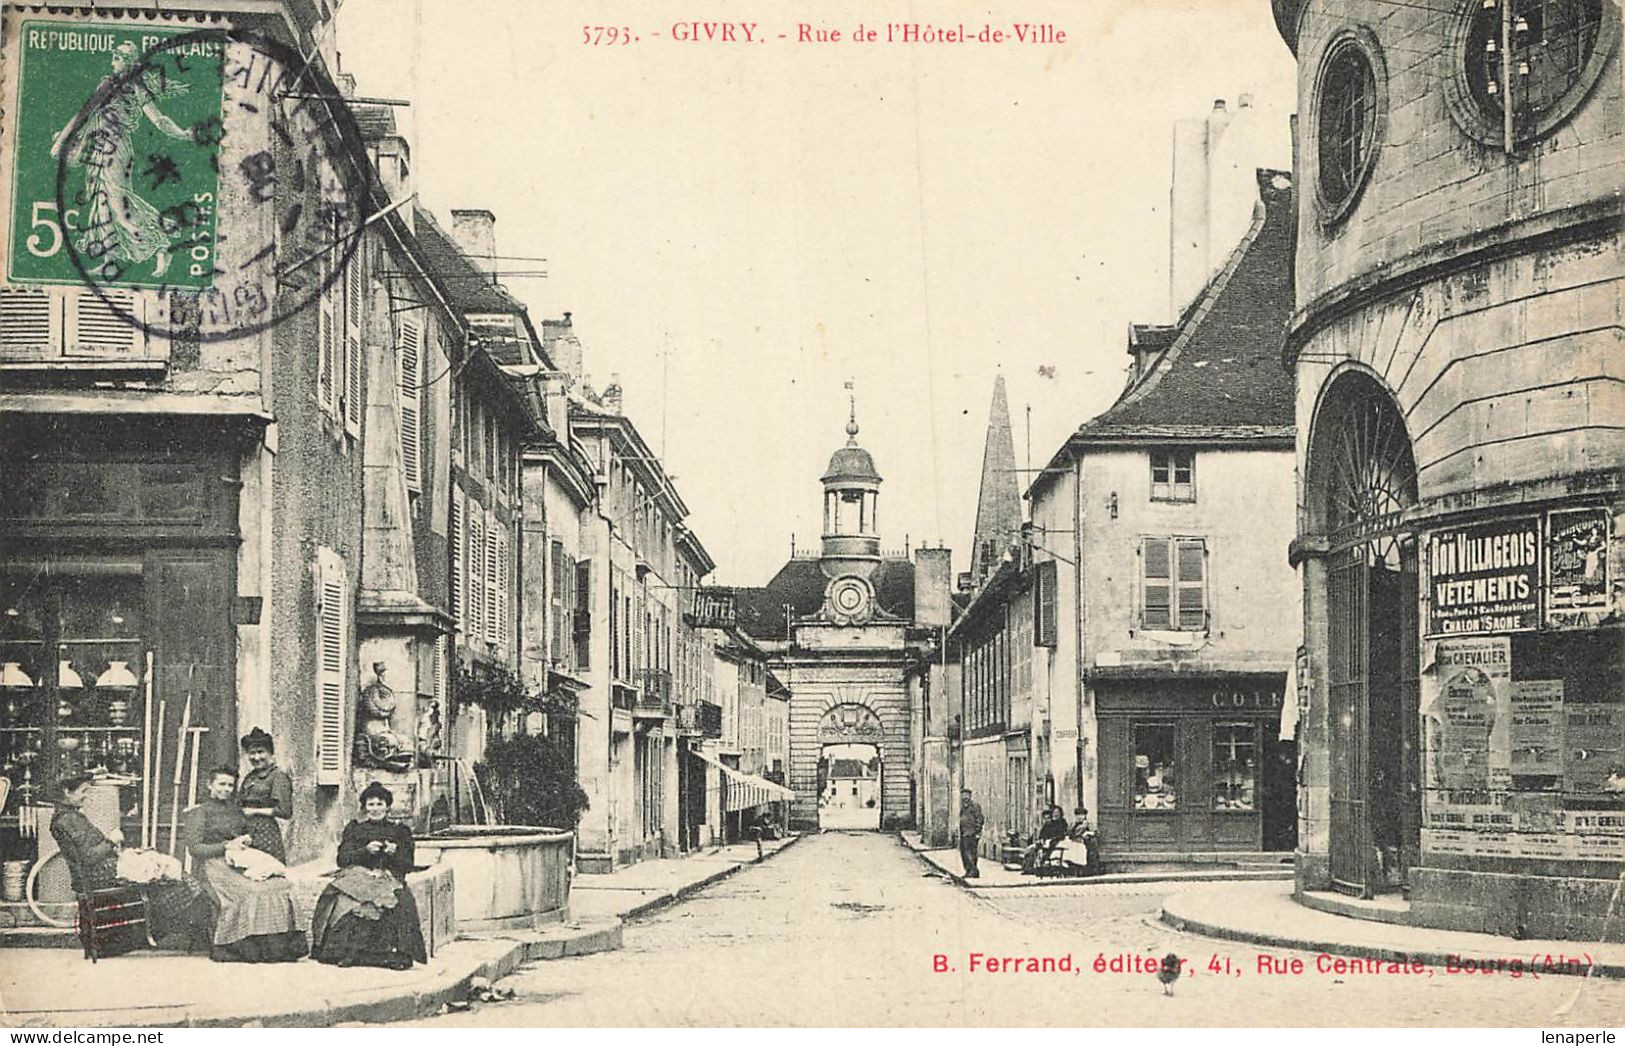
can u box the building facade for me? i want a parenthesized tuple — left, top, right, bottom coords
(1029, 165, 1301, 859)
(569, 394, 717, 871)
(0, 3, 545, 923)
(1272, 0, 1624, 938)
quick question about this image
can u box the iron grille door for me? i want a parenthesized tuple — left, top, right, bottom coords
(1328, 547, 1369, 895)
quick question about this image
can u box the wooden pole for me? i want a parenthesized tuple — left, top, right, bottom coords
(150, 699, 166, 849)
(184, 727, 202, 873)
(168, 687, 193, 857)
(141, 652, 155, 849)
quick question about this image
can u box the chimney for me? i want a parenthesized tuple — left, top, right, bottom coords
(914, 547, 952, 628)
(374, 134, 413, 233)
(450, 209, 496, 273)
(1239, 93, 1253, 108)
(600, 372, 623, 414)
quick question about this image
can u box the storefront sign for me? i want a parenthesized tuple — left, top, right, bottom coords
(1425, 518, 1540, 636)
(9, 23, 225, 289)
(1208, 688, 1283, 711)
(1509, 680, 1564, 783)
(1546, 508, 1610, 625)
(687, 587, 737, 629)
(1428, 637, 1512, 791)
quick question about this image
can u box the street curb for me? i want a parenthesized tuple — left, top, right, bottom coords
(616, 835, 803, 923)
(897, 833, 1293, 889)
(1157, 904, 1625, 982)
(36, 920, 626, 1029)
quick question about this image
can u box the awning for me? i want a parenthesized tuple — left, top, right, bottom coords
(689, 748, 795, 811)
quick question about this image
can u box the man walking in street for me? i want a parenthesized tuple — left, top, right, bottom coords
(958, 788, 984, 879)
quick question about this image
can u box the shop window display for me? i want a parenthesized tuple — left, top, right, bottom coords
(1214, 722, 1258, 811)
(1, 571, 157, 896)
(1133, 724, 1177, 810)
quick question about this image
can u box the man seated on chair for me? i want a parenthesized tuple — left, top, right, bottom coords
(51, 773, 209, 951)
(1021, 806, 1069, 873)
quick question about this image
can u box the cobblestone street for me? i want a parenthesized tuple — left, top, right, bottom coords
(397, 833, 1625, 1027)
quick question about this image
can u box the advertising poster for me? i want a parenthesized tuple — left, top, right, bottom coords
(1425, 518, 1540, 636)
(1508, 679, 1563, 783)
(1565, 703, 1625, 795)
(1546, 507, 1610, 624)
(1426, 636, 1511, 791)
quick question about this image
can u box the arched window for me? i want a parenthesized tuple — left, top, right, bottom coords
(1314, 34, 1383, 222)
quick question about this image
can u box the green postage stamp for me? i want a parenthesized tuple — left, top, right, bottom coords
(8, 22, 225, 290)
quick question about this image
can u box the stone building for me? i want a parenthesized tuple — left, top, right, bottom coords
(0, 4, 545, 929)
(1271, 0, 1624, 937)
(1027, 160, 1301, 860)
(736, 400, 952, 831)
(567, 387, 718, 871)
(0, 4, 377, 874)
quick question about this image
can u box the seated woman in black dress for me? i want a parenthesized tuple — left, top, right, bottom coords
(186, 767, 308, 963)
(49, 773, 210, 950)
(310, 781, 427, 969)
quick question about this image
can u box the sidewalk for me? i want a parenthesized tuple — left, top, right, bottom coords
(0, 919, 619, 1028)
(571, 835, 800, 921)
(899, 831, 1293, 889)
(1160, 879, 1625, 980)
(0, 834, 799, 1027)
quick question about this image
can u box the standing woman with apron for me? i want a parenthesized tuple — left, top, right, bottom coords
(237, 729, 293, 863)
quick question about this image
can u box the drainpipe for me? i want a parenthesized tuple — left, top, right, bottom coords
(1072, 450, 1087, 812)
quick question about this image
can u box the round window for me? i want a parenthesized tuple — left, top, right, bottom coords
(1314, 35, 1382, 223)
(1451, 0, 1616, 147)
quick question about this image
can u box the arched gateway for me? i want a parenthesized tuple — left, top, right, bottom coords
(1305, 368, 1421, 897)
(731, 393, 950, 833)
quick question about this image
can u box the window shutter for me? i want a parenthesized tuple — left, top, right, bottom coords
(1033, 559, 1058, 648)
(1177, 538, 1207, 630)
(467, 507, 485, 643)
(67, 289, 144, 358)
(398, 316, 423, 492)
(495, 525, 509, 651)
(314, 548, 348, 786)
(433, 632, 449, 710)
(318, 262, 336, 413)
(575, 560, 592, 670)
(549, 541, 566, 662)
(1142, 537, 1172, 630)
(343, 255, 364, 434)
(484, 520, 500, 646)
(449, 485, 464, 629)
(0, 287, 59, 357)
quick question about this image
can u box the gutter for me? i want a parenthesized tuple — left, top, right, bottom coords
(1072, 451, 1087, 812)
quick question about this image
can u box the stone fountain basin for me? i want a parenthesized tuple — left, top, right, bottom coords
(415, 826, 573, 931)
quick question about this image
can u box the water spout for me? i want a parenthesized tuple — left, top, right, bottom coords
(433, 755, 495, 826)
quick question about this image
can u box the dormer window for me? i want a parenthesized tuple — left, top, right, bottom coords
(1150, 449, 1195, 502)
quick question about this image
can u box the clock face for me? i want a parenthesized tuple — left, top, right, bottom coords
(828, 576, 873, 623)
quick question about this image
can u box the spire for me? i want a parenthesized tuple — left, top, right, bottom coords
(970, 375, 1023, 587)
(845, 379, 859, 445)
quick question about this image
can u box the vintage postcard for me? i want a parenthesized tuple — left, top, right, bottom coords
(0, 0, 1621, 1032)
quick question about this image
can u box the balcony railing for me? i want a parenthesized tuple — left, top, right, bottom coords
(635, 668, 673, 716)
(676, 701, 723, 738)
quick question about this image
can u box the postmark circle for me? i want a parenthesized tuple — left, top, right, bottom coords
(52, 25, 371, 343)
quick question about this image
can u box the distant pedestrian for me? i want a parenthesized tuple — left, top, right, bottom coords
(958, 788, 984, 879)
